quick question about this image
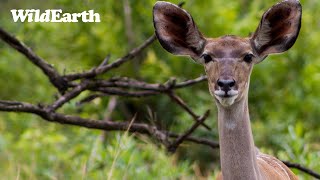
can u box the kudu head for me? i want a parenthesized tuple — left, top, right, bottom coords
(153, 0, 301, 107)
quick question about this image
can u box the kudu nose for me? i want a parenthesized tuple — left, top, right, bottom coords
(217, 79, 235, 91)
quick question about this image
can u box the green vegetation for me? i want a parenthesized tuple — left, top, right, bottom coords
(0, 0, 319, 179)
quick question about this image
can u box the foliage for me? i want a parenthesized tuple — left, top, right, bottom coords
(0, 0, 319, 179)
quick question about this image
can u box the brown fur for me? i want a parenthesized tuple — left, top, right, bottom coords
(217, 153, 298, 180)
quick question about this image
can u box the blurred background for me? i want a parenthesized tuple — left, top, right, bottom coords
(0, 0, 319, 179)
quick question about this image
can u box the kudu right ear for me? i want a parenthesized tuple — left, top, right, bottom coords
(251, 0, 302, 59)
(153, 1, 206, 61)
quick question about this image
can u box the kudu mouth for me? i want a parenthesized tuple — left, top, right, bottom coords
(214, 89, 239, 98)
(214, 91, 239, 107)
(213, 78, 239, 106)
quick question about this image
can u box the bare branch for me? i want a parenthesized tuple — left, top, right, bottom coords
(49, 80, 92, 111)
(174, 75, 207, 89)
(64, 35, 156, 81)
(0, 100, 42, 113)
(84, 75, 207, 92)
(282, 161, 320, 179)
(0, 27, 67, 93)
(168, 110, 210, 152)
(0, 100, 211, 149)
(77, 94, 102, 106)
(91, 88, 161, 97)
(0, 100, 157, 133)
(74, 75, 207, 107)
(99, 54, 111, 67)
(168, 132, 219, 149)
(168, 91, 211, 130)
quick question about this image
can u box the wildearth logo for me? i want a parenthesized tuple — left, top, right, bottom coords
(11, 9, 101, 23)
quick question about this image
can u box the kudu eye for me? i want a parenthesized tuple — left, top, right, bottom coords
(201, 54, 213, 64)
(243, 53, 254, 63)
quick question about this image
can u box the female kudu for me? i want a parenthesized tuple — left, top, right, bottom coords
(153, 0, 302, 179)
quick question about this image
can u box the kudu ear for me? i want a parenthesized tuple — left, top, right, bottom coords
(153, 1, 206, 61)
(251, 0, 302, 59)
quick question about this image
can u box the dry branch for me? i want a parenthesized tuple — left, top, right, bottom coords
(49, 80, 93, 111)
(168, 110, 210, 153)
(0, 27, 67, 93)
(168, 91, 211, 130)
(63, 35, 156, 81)
(0, 100, 215, 149)
(282, 161, 320, 179)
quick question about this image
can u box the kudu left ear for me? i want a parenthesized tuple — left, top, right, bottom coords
(153, 1, 206, 62)
(251, 0, 302, 59)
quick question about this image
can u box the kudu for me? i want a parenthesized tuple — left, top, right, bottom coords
(153, 0, 302, 179)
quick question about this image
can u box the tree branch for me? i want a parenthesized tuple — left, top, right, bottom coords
(0, 27, 67, 93)
(0, 100, 212, 149)
(168, 91, 211, 130)
(91, 75, 208, 91)
(167, 132, 219, 149)
(282, 161, 320, 179)
(49, 80, 93, 111)
(168, 110, 210, 152)
(173, 75, 207, 89)
(90, 87, 161, 97)
(63, 35, 156, 81)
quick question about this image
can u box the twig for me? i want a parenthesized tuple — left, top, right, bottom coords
(282, 161, 320, 179)
(91, 88, 161, 97)
(92, 76, 207, 91)
(0, 100, 44, 114)
(64, 35, 156, 81)
(174, 75, 207, 89)
(49, 80, 92, 111)
(99, 54, 111, 67)
(168, 91, 211, 130)
(168, 132, 219, 149)
(75, 76, 207, 106)
(0, 27, 67, 93)
(27, 73, 206, 114)
(168, 110, 210, 153)
(77, 94, 102, 106)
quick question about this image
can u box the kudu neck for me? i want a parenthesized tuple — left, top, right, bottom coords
(216, 95, 262, 180)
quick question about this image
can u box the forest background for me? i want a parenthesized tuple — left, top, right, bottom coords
(0, 0, 319, 179)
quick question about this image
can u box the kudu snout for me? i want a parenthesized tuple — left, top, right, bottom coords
(217, 78, 236, 92)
